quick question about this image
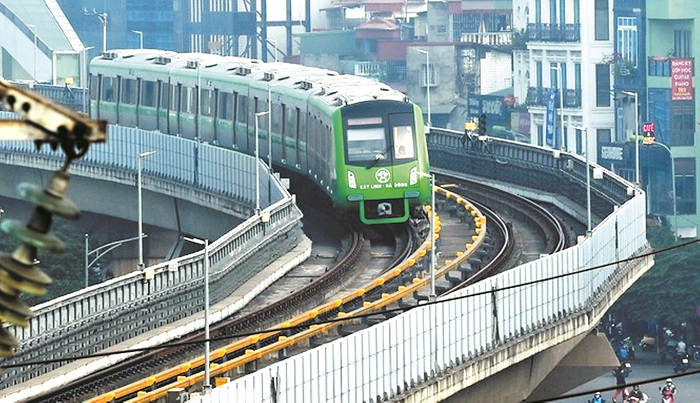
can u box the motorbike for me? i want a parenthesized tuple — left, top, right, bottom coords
(659, 389, 675, 403)
(672, 353, 689, 373)
(660, 337, 678, 363)
(622, 336, 635, 360)
(688, 343, 700, 362)
(626, 392, 649, 403)
(639, 334, 656, 352)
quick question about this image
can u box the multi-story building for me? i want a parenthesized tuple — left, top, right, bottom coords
(57, 0, 308, 62)
(310, 0, 514, 130)
(640, 0, 698, 237)
(514, 0, 616, 162)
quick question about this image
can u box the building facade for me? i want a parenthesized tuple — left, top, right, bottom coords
(514, 0, 616, 162)
(641, 0, 698, 237)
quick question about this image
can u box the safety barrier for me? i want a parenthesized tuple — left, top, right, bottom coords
(196, 130, 647, 402)
(0, 115, 303, 387)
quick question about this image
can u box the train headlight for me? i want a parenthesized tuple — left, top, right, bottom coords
(409, 167, 418, 185)
(347, 170, 357, 189)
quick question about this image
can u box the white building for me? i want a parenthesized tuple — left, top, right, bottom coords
(513, 0, 616, 162)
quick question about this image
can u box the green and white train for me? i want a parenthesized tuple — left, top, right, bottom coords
(89, 49, 431, 224)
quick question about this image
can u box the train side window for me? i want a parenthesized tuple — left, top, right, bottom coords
(201, 89, 213, 116)
(120, 78, 137, 104)
(250, 96, 261, 129)
(142, 80, 157, 107)
(89, 74, 100, 101)
(181, 86, 195, 113)
(232, 92, 238, 122)
(101, 76, 114, 102)
(237, 95, 248, 123)
(170, 84, 179, 111)
(392, 126, 415, 160)
(283, 105, 295, 139)
(218, 92, 232, 120)
(272, 103, 282, 134)
(159, 82, 170, 110)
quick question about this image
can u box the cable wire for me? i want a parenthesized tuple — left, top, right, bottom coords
(3, 238, 698, 383)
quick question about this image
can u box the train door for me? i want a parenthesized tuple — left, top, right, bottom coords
(135, 78, 142, 128)
(176, 83, 183, 135)
(90, 73, 101, 119)
(168, 84, 180, 134)
(299, 108, 308, 173)
(212, 88, 220, 144)
(283, 105, 299, 168)
(387, 112, 417, 178)
(236, 94, 248, 151)
(248, 96, 260, 154)
(280, 103, 287, 164)
(115, 76, 122, 124)
(157, 80, 168, 133)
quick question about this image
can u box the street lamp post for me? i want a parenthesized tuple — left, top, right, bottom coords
(415, 49, 431, 127)
(622, 91, 640, 186)
(183, 236, 211, 394)
(85, 233, 146, 287)
(84, 9, 108, 52)
(81, 46, 95, 113)
(573, 126, 592, 233)
(653, 141, 678, 240)
(267, 86, 274, 205)
(550, 65, 565, 150)
(132, 30, 143, 49)
(137, 151, 156, 270)
(254, 112, 270, 214)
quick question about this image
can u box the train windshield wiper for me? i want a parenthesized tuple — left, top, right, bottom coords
(366, 145, 391, 169)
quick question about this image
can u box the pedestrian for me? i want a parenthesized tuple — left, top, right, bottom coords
(612, 364, 628, 403)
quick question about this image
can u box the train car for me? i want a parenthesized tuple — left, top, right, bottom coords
(89, 49, 431, 224)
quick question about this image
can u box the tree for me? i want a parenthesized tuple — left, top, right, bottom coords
(0, 219, 84, 307)
(611, 225, 700, 331)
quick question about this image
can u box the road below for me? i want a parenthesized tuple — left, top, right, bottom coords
(552, 351, 700, 402)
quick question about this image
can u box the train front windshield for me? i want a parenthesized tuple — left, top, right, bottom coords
(345, 117, 416, 165)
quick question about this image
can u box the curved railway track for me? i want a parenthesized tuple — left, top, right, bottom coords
(30, 224, 415, 402)
(433, 174, 569, 294)
(24, 176, 571, 402)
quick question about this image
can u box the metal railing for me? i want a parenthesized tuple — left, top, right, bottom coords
(526, 87, 582, 108)
(192, 129, 648, 402)
(526, 23, 581, 42)
(0, 118, 303, 385)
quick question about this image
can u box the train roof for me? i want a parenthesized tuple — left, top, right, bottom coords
(91, 49, 410, 107)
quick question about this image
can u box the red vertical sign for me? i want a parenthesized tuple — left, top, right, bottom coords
(671, 58, 694, 101)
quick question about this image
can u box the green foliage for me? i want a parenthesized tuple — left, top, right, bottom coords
(0, 218, 85, 307)
(612, 226, 700, 326)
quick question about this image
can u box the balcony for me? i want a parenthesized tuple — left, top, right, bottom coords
(526, 87, 582, 108)
(460, 31, 512, 46)
(525, 23, 580, 42)
(648, 56, 695, 77)
(351, 61, 386, 80)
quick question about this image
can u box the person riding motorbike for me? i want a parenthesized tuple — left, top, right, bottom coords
(662, 328, 678, 362)
(588, 391, 606, 403)
(672, 339, 689, 373)
(627, 385, 647, 402)
(659, 378, 676, 403)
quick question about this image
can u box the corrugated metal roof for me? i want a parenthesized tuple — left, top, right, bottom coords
(2, 0, 82, 51)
